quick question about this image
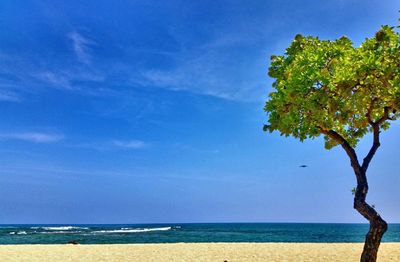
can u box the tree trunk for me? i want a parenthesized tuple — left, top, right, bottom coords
(353, 173, 388, 262)
(360, 217, 388, 261)
(320, 126, 388, 261)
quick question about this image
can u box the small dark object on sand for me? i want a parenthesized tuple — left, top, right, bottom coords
(67, 240, 79, 245)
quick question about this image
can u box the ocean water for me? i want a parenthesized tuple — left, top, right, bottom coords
(0, 223, 399, 244)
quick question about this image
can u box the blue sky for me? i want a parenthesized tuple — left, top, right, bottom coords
(0, 0, 399, 224)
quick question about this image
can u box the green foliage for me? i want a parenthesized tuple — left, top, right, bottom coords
(265, 26, 400, 149)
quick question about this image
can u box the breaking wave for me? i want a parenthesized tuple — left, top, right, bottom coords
(92, 227, 172, 234)
(37, 226, 88, 231)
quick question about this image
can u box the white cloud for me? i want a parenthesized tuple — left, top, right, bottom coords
(0, 132, 64, 143)
(0, 90, 20, 102)
(66, 139, 150, 151)
(111, 140, 149, 149)
(134, 30, 269, 102)
(138, 60, 267, 101)
(124, 19, 277, 102)
(68, 31, 95, 64)
(173, 143, 219, 154)
(34, 71, 72, 89)
(32, 69, 105, 91)
(0, 21, 271, 103)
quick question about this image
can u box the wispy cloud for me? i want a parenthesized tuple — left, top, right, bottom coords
(134, 30, 270, 101)
(0, 12, 271, 103)
(111, 140, 149, 149)
(68, 139, 150, 151)
(68, 31, 95, 65)
(0, 90, 20, 102)
(32, 69, 105, 92)
(173, 143, 219, 155)
(0, 132, 64, 143)
(138, 60, 266, 101)
(34, 71, 72, 89)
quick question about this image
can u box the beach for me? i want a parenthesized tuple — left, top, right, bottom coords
(1, 243, 400, 261)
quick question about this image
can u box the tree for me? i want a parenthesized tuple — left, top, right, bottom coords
(264, 25, 400, 262)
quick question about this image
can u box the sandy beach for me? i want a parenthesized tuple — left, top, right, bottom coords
(1, 243, 400, 261)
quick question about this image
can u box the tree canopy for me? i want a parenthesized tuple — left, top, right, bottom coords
(264, 25, 400, 149)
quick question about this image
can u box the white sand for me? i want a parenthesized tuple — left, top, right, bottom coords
(1, 243, 399, 261)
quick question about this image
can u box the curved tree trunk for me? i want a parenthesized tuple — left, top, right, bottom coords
(360, 217, 387, 261)
(354, 172, 388, 262)
(320, 125, 388, 261)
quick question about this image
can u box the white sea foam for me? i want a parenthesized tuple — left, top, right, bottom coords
(93, 227, 172, 234)
(17, 231, 27, 235)
(41, 226, 88, 230)
(9, 232, 16, 235)
(39, 231, 81, 234)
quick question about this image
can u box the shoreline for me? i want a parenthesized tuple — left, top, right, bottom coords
(1, 243, 400, 261)
(3, 241, 400, 245)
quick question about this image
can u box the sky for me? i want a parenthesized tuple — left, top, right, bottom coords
(0, 0, 399, 224)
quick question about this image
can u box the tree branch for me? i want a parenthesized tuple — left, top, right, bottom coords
(376, 106, 390, 125)
(318, 127, 362, 175)
(362, 103, 393, 172)
(362, 124, 380, 172)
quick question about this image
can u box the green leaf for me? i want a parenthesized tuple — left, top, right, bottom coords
(264, 25, 400, 149)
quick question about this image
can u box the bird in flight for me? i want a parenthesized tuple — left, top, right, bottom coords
(299, 165, 307, 168)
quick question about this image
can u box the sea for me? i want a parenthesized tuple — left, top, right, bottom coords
(0, 223, 399, 245)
